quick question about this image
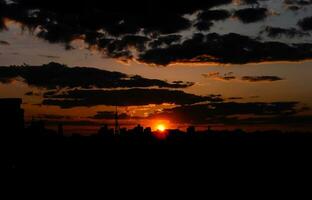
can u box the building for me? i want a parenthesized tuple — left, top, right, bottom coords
(187, 126, 196, 135)
(133, 124, 144, 134)
(0, 98, 24, 134)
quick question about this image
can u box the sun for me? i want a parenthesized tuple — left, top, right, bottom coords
(157, 124, 166, 132)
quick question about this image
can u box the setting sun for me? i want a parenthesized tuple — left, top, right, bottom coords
(157, 124, 166, 132)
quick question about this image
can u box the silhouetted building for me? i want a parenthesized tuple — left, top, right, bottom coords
(29, 119, 46, 136)
(133, 124, 144, 134)
(98, 124, 114, 138)
(144, 127, 152, 135)
(167, 129, 184, 139)
(0, 98, 24, 134)
(58, 124, 64, 136)
(187, 126, 196, 135)
(114, 106, 120, 135)
(207, 126, 212, 132)
(120, 128, 128, 136)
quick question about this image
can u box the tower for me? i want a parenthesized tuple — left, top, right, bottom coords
(114, 106, 120, 135)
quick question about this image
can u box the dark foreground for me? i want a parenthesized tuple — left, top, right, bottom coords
(4, 128, 312, 172)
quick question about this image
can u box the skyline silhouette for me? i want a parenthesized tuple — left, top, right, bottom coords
(3, 97, 312, 170)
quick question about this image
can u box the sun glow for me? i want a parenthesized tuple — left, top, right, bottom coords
(156, 124, 166, 132)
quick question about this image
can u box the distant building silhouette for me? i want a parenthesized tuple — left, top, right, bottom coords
(0, 98, 24, 134)
(187, 126, 196, 134)
(114, 106, 120, 135)
(144, 127, 152, 136)
(29, 119, 46, 136)
(133, 124, 144, 134)
(58, 124, 64, 136)
(98, 124, 114, 138)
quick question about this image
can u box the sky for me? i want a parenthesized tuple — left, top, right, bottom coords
(1, 0, 312, 134)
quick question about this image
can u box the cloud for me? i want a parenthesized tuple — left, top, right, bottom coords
(149, 35, 182, 48)
(203, 72, 284, 82)
(220, 115, 312, 126)
(0, 77, 13, 84)
(0, 0, 7, 30)
(149, 101, 304, 124)
(42, 89, 223, 108)
(194, 21, 214, 31)
(3, 0, 232, 36)
(228, 97, 244, 100)
(138, 33, 312, 66)
(25, 91, 41, 96)
(0, 40, 10, 45)
(261, 26, 310, 38)
(234, 8, 268, 23)
(284, 0, 312, 10)
(0, 62, 194, 89)
(208, 75, 236, 81)
(195, 9, 231, 31)
(88, 111, 131, 120)
(202, 72, 221, 78)
(35, 114, 73, 120)
(298, 16, 312, 31)
(1, 1, 312, 66)
(38, 54, 60, 59)
(241, 76, 284, 82)
(197, 9, 231, 21)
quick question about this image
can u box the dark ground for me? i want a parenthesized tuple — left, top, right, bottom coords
(4, 127, 312, 171)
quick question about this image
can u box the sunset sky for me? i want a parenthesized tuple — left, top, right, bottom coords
(1, 0, 312, 134)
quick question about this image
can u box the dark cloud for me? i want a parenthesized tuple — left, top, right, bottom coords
(149, 35, 182, 48)
(42, 89, 223, 108)
(202, 71, 235, 81)
(194, 21, 214, 31)
(241, 76, 284, 82)
(3, 0, 232, 37)
(139, 33, 312, 66)
(0, 40, 10, 45)
(228, 97, 244, 100)
(220, 115, 312, 126)
(234, 8, 268, 23)
(0, 0, 7, 30)
(219, 76, 236, 81)
(202, 72, 221, 78)
(35, 114, 72, 120)
(240, 0, 270, 6)
(0, 62, 194, 89)
(0, 77, 13, 84)
(89, 111, 131, 120)
(85, 100, 312, 127)
(203, 72, 284, 82)
(195, 9, 231, 31)
(38, 55, 60, 59)
(298, 16, 312, 31)
(1, 1, 312, 66)
(149, 102, 303, 124)
(261, 26, 310, 38)
(198, 10, 231, 21)
(284, 0, 312, 10)
(43, 119, 102, 127)
(96, 35, 150, 61)
(25, 91, 41, 96)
